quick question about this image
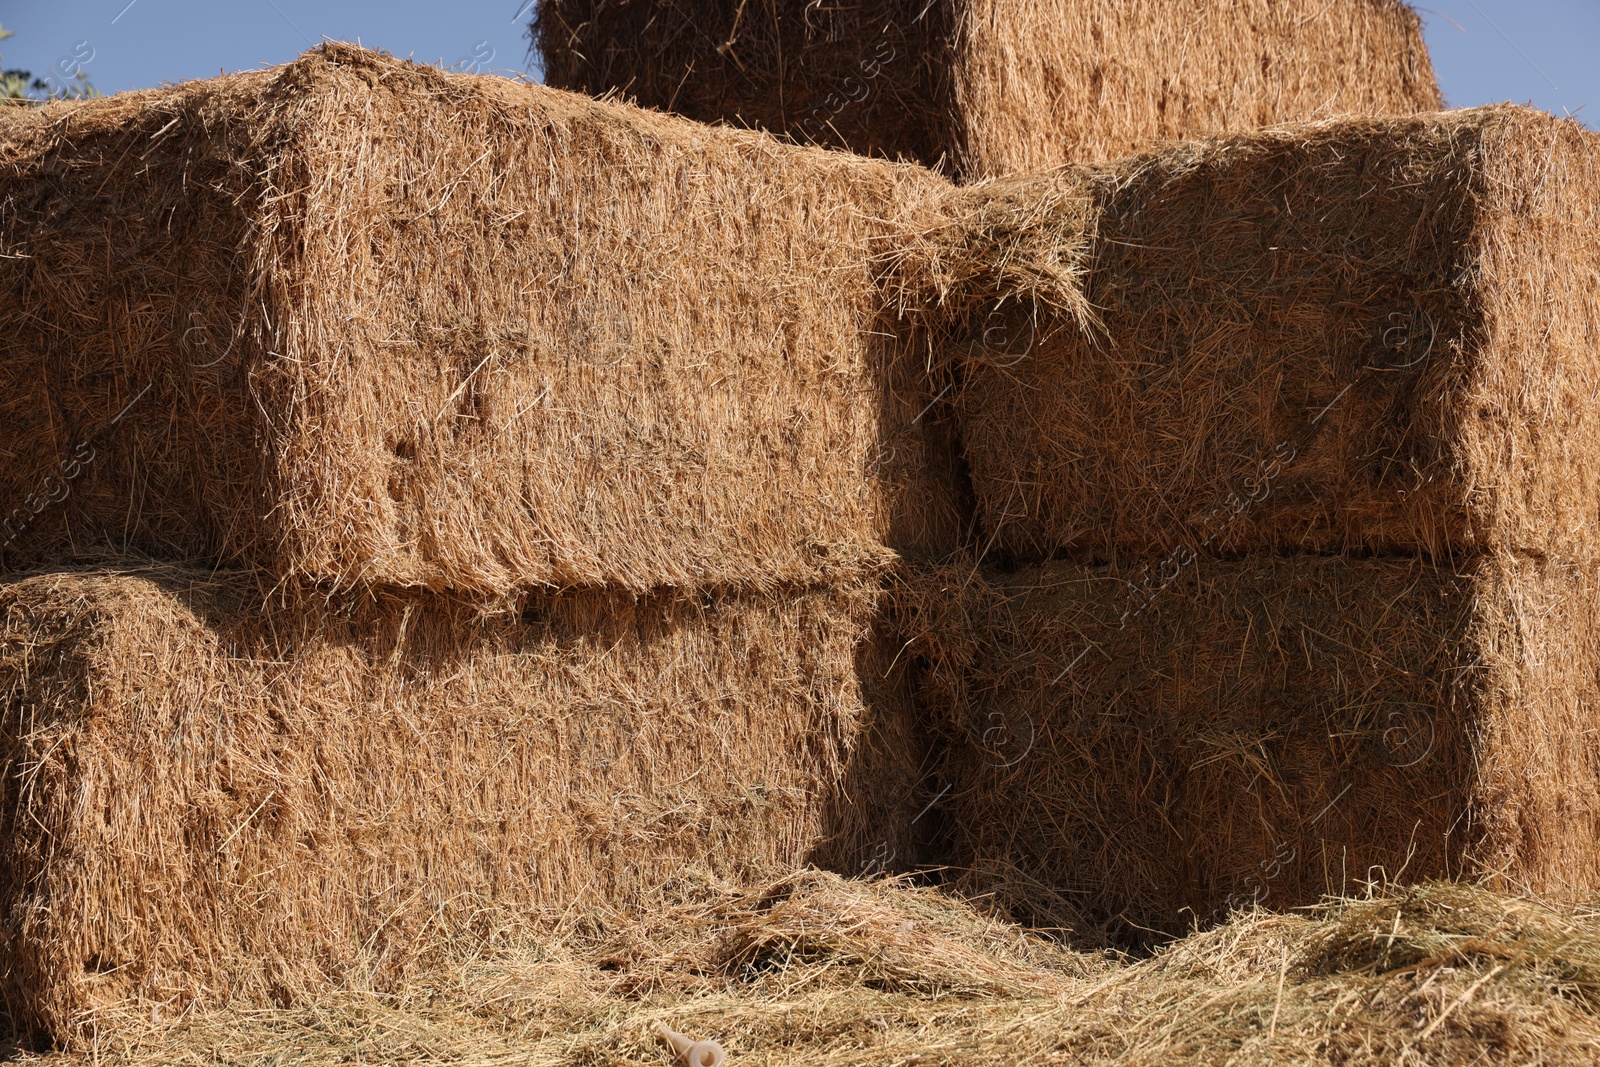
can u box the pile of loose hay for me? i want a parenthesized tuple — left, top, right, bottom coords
(534, 0, 1440, 178)
(902, 553, 1600, 942)
(0, 43, 971, 597)
(955, 105, 1600, 566)
(0, 563, 938, 1040)
(15, 873, 1600, 1065)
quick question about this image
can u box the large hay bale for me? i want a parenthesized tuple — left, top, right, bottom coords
(958, 106, 1600, 566)
(0, 44, 965, 597)
(534, 0, 1440, 179)
(0, 563, 929, 1040)
(908, 554, 1600, 939)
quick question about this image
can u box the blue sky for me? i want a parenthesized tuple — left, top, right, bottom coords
(1, 1, 1595, 126)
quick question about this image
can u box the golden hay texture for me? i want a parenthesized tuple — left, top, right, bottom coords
(905, 554, 1600, 941)
(0, 44, 967, 596)
(14, 874, 1600, 1065)
(534, 0, 1440, 179)
(957, 105, 1600, 566)
(0, 563, 936, 1041)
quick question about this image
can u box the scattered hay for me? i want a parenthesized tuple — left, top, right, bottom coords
(15, 875, 1600, 1065)
(0, 44, 969, 597)
(956, 105, 1600, 566)
(884, 170, 1100, 339)
(0, 563, 934, 1041)
(904, 554, 1600, 940)
(534, 0, 1440, 179)
(713, 869, 1087, 998)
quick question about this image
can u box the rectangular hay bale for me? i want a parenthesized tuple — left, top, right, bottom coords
(0, 564, 927, 1040)
(0, 44, 963, 596)
(910, 554, 1600, 939)
(958, 106, 1600, 565)
(534, 0, 1440, 178)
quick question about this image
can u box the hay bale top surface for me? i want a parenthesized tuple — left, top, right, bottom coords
(0, 44, 989, 597)
(0, 42, 914, 165)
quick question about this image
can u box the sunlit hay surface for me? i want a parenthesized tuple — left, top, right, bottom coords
(903, 555, 1600, 940)
(943, 0, 1440, 178)
(956, 105, 1600, 566)
(534, 0, 1439, 179)
(0, 563, 936, 1042)
(0, 43, 976, 597)
(16, 874, 1600, 1066)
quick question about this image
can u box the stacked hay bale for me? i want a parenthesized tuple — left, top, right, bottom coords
(0, 47, 965, 594)
(533, 0, 1440, 178)
(916, 106, 1600, 938)
(0, 567, 889, 1032)
(0, 43, 993, 1039)
(0, 14, 1591, 1054)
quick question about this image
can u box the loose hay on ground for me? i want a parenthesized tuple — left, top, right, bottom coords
(956, 105, 1600, 565)
(0, 44, 967, 596)
(904, 555, 1600, 940)
(15, 874, 1600, 1066)
(535, 0, 1440, 179)
(0, 563, 932, 1041)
